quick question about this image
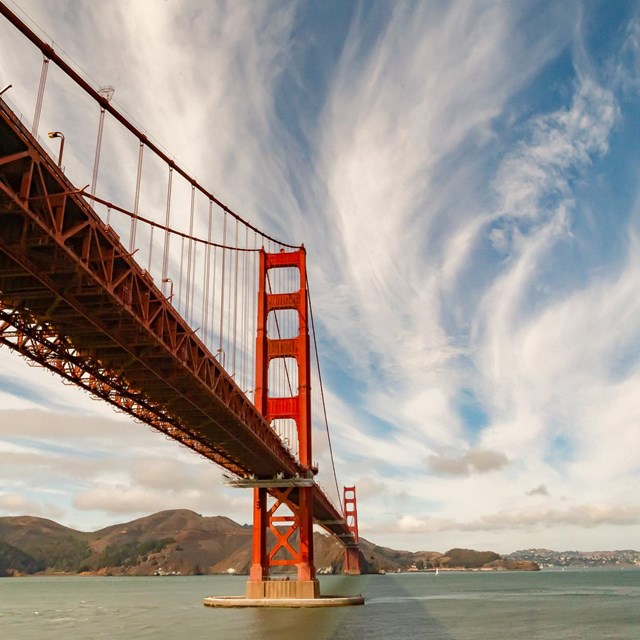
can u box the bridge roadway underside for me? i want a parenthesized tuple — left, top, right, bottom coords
(0, 98, 351, 542)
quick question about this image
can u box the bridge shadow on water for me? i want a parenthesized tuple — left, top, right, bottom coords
(245, 575, 455, 640)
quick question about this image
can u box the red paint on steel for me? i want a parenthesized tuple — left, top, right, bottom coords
(343, 486, 361, 574)
(0, 96, 356, 547)
(0, 97, 296, 477)
(0, 7, 361, 561)
(249, 488, 268, 581)
(250, 249, 316, 581)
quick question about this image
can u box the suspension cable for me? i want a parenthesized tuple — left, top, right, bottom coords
(307, 281, 343, 514)
(0, 2, 298, 249)
(85, 192, 260, 252)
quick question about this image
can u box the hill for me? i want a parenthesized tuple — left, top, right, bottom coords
(508, 548, 640, 568)
(0, 510, 538, 576)
(0, 541, 43, 576)
(0, 516, 92, 573)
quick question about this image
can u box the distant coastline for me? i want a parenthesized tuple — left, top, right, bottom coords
(506, 548, 640, 569)
(6, 510, 636, 577)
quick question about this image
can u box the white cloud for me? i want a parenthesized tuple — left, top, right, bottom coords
(0, 492, 65, 520)
(72, 480, 238, 518)
(0, 407, 249, 528)
(1, 1, 640, 555)
(392, 503, 640, 535)
(526, 484, 549, 497)
(428, 449, 509, 477)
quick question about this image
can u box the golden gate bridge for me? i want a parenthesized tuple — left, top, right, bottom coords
(0, 3, 360, 602)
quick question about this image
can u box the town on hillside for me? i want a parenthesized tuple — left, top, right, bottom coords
(507, 549, 640, 568)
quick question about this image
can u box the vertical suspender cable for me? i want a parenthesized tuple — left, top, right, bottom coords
(203, 200, 213, 346)
(178, 235, 185, 314)
(32, 55, 49, 136)
(161, 167, 173, 295)
(190, 222, 198, 323)
(232, 218, 239, 375)
(147, 226, 154, 273)
(130, 141, 144, 252)
(218, 212, 227, 361)
(248, 231, 258, 402)
(89, 105, 107, 210)
(211, 242, 218, 351)
(185, 185, 195, 322)
(241, 226, 249, 392)
(226, 218, 234, 371)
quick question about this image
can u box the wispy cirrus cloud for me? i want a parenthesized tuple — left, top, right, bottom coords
(300, 2, 640, 553)
(2, 1, 640, 554)
(306, 3, 579, 456)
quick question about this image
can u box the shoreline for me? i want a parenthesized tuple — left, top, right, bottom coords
(9, 565, 640, 578)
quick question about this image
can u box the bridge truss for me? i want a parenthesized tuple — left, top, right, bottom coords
(0, 1, 360, 595)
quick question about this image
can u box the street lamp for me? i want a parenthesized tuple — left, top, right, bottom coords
(162, 277, 174, 302)
(48, 131, 65, 167)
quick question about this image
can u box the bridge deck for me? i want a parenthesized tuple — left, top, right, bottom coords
(0, 97, 352, 543)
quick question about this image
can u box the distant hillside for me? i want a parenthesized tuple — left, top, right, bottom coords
(0, 510, 329, 576)
(0, 541, 43, 576)
(0, 510, 538, 576)
(0, 516, 92, 573)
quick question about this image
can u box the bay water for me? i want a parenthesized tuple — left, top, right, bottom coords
(1, 569, 638, 639)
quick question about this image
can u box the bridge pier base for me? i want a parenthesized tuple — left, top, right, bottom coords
(204, 592, 364, 608)
(245, 579, 320, 600)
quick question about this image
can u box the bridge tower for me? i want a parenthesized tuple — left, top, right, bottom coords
(343, 486, 361, 574)
(247, 247, 319, 599)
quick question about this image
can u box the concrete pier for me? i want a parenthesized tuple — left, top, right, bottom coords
(204, 578, 364, 608)
(245, 578, 320, 599)
(203, 595, 365, 608)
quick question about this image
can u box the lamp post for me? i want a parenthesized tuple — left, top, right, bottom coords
(48, 131, 65, 167)
(162, 277, 174, 302)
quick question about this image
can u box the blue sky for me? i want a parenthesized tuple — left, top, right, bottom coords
(1, 0, 640, 554)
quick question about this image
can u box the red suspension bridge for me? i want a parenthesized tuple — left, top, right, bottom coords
(0, 4, 360, 600)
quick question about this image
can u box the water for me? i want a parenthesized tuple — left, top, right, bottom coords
(1, 570, 639, 639)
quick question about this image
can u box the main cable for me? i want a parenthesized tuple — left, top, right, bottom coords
(307, 281, 343, 514)
(85, 192, 262, 252)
